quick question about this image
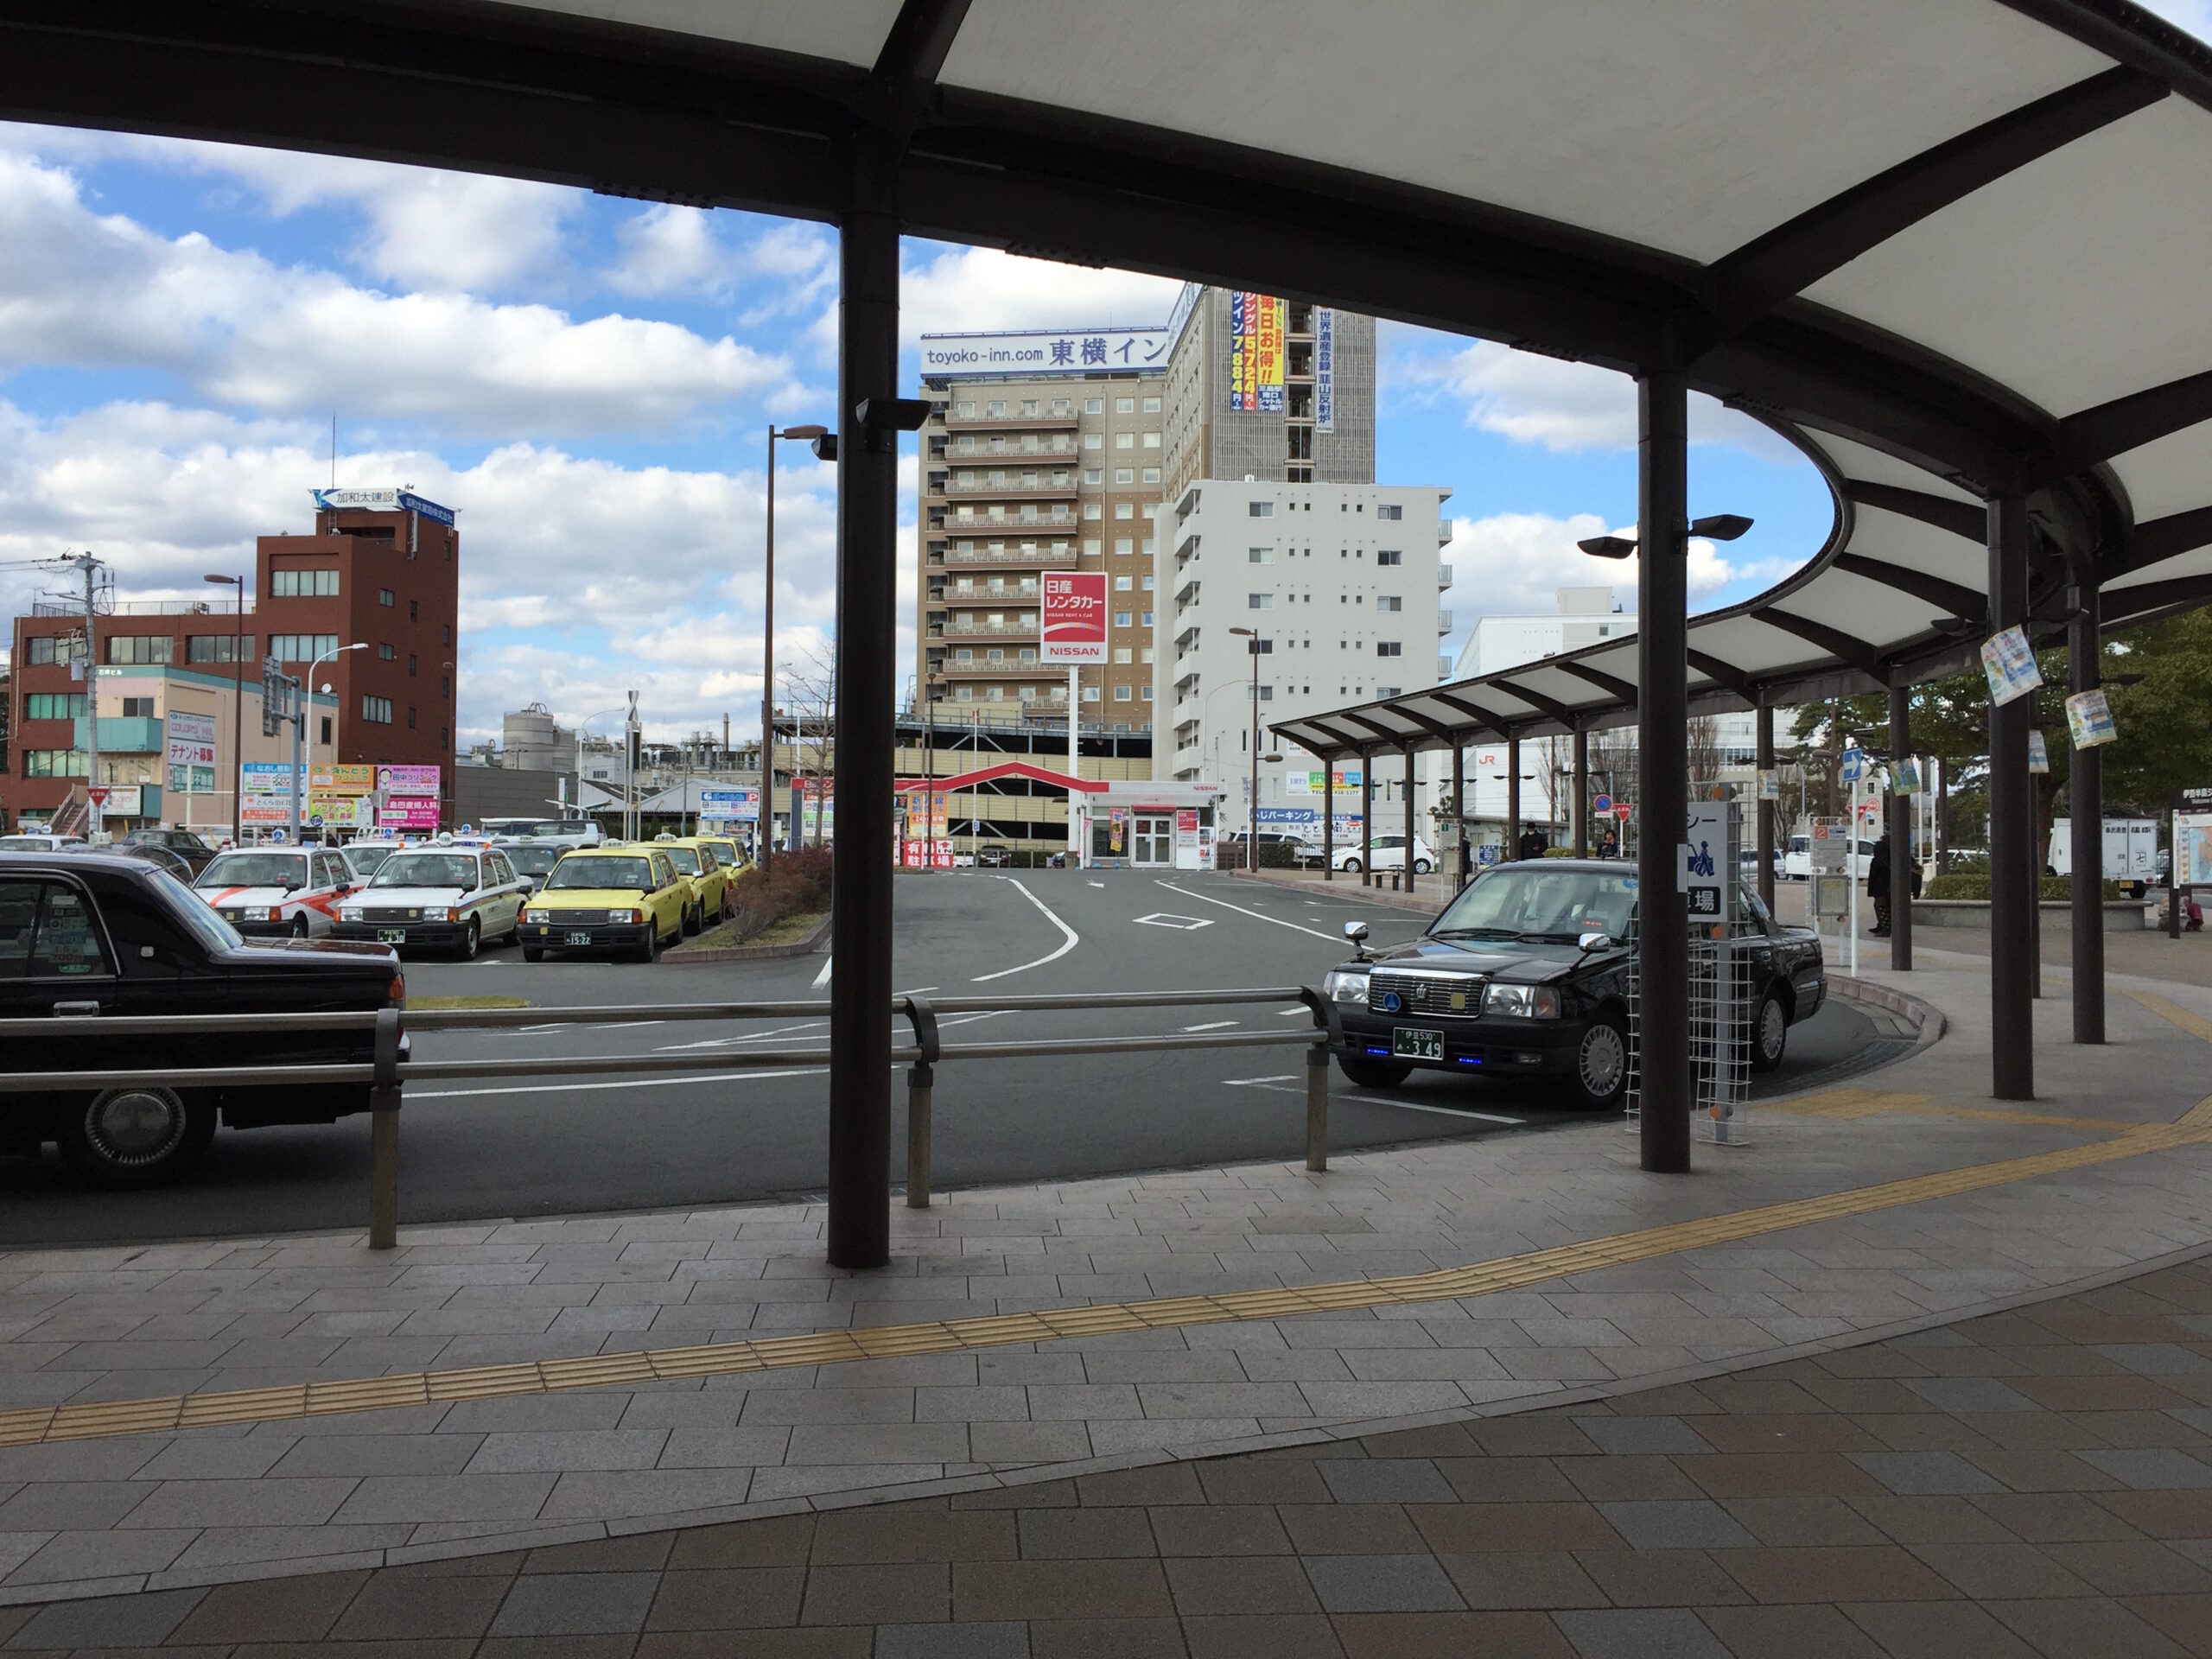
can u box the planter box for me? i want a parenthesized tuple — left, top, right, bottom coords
(1910, 899, 2149, 933)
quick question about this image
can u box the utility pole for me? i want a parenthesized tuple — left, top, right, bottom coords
(624, 691, 640, 842)
(73, 554, 104, 842)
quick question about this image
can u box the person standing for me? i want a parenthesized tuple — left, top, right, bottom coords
(1868, 840, 1893, 936)
(1457, 833, 1473, 889)
(1599, 828, 1618, 860)
(1517, 825, 1548, 862)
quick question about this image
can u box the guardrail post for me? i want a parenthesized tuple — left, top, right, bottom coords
(901, 995, 941, 1210)
(368, 1004, 402, 1250)
(1297, 986, 1342, 1175)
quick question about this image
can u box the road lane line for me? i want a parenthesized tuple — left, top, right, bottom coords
(811, 955, 834, 989)
(1223, 1074, 1299, 1086)
(1344, 1095, 1525, 1124)
(971, 877, 1079, 982)
(410, 1066, 830, 1100)
(1278, 1007, 1313, 1018)
(1155, 880, 1355, 943)
(1183, 1020, 1240, 1032)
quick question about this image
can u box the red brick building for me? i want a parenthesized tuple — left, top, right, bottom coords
(1, 488, 460, 834)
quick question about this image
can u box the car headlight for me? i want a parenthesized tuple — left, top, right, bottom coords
(340, 906, 362, 922)
(610, 907, 639, 924)
(252, 906, 278, 922)
(1322, 968, 1370, 1006)
(526, 909, 549, 924)
(1482, 983, 1560, 1019)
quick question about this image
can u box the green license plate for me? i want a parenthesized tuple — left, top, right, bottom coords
(1393, 1027, 1444, 1060)
(377, 929, 406, 944)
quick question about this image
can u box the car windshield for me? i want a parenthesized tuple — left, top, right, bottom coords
(197, 853, 309, 889)
(702, 841, 741, 866)
(1429, 866, 1638, 944)
(501, 844, 561, 876)
(543, 856, 651, 892)
(0, 836, 59, 849)
(345, 845, 397, 874)
(487, 819, 577, 838)
(372, 853, 480, 889)
(663, 847, 702, 874)
(149, 869, 245, 952)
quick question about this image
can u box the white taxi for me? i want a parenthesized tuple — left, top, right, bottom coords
(192, 848, 359, 939)
(331, 844, 530, 958)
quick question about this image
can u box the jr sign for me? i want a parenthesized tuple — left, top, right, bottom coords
(1040, 571, 1109, 663)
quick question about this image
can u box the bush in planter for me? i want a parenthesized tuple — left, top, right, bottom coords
(1923, 873, 2128, 903)
(724, 844, 831, 940)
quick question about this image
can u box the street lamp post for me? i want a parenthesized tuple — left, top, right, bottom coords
(298, 641, 366, 842)
(761, 423, 831, 872)
(1228, 627, 1267, 871)
(203, 573, 245, 845)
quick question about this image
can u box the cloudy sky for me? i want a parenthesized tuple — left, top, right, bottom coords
(1, 1, 2199, 748)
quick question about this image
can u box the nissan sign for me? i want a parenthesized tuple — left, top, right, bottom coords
(1040, 571, 1109, 663)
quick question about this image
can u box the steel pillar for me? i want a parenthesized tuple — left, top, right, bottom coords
(1360, 752, 1373, 884)
(1637, 367, 1692, 1173)
(1755, 702, 1777, 912)
(825, 159, 899, 1268)
(1573, 726, 1589, 857)
(1322, 758, 1335, 880)
(1987, 493, 2035, 1100)
(1506, 734, 1522, 858)
(1452, 743, 1465, 887)
(1889, 683, 1913, 972)
(1403, 745, 1417, 895)
(2069, 576, 2105, 1044)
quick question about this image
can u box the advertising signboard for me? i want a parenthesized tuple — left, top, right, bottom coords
(1680, 798, 1729, 925)
(1228, 292, 1286, 413)
(311, 487, 455, 526)
(377, 765, 442, 797)
(378, 797, 441, 831)
(1314, 307, 1334, 432)
(1980, 625, 2044, 704)
(310, 763, 374, 794)
(917, 327, 1168, 378)
(308, 794, 374, 830)
(242, 761, 292, 796)
(168, 764, 214, 796)
(241, 801, 292, 827)
(792, 780, 835, 840)
(701, 787, 760, 823)
(165, 709, 217, 770)
(1040, 571, 1109, 663)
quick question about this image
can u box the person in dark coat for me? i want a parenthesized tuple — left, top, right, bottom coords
(1868, 841, 1893, 936)
(1598, 829, 1618, 860)
(1517, 826, 1548, 862)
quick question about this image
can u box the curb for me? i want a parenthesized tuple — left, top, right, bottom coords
(665, 910, 831, 964)
(1229, 866, 1442, 914)
(1828, 970, 1948, 1053)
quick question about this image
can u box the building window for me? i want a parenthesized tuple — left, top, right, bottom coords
(361, 696, 393, 724)
(270, 634, 339, 662)
(1114, 684, 1134, 701)
(1249, 594, 1273, 609)
(442, 624, 452, 645)
(1115, 538, 1134, 555)
(105, 636, 174, 665)
(1084, 397, 1103, 414)
(440, 727, 448, 749)
(271, 568, 340, 598)
(187, 634, 255, 664)
(1142, 396, 1161, 413)
(1115, 502, 1134, 519)
(120, 696, 154, 718)
(1115, 575, 1134, 592)
(1377, 550, 1403, 566)
(409, 600, 419, 620)
(1083, 433, 1103, 450)
(1084, 468, 1103, 486)
(1141, 685, 1154, 701)
(408, 706, 417, 730)
(1115, 467, 1134, 485)
(1083, 503, 1103, 521)
(1377, 505, 1404, 520)
(1142, 432, 1160, 448)
(1141, 575, 1154, 590)
(1114, 612, 1133, 627)
(378, 643, 396, 660)
(1376, 642, 1402, 658)
(1249, 501, 1274, 518)
(1377, 595, 1402, 612)
(26, 637, 57, 665)
(408, 654, 417, 677)
(1141, 610, 1154, 626)
(1113, 647, 1133, 664)
(24, 749, 89, 778)
(441, 675, 451, 700)
(1115, 432, 1134, 450)
(24, 694, 86, 721)
(1116, 397, 1135, 413)
(320, 716, 333, 745)
(1082, 684, 1100, 702)
(1083, 538, 1102, 556)
(1249, 548, 1273, 564)
(379, 588, 396, 607)
(1142, 467, 1160, 484)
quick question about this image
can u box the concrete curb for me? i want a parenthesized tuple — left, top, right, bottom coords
(1230, 866, 1442, 914)
(1828, 969, 1948, 1054)
(664, 909, 831, 964)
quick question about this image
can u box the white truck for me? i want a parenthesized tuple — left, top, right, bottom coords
(2047, 817, 2158, 889)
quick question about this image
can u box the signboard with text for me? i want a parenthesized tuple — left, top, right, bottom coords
(310, 763, 374, 794)
(376, 764, 442, 798)
(166, 709, 217, 770)
(918, 328, 1168, 378)
(242, 761, 293, 796)
(701, 787, 760, 823)
(1229, 291, 1285, 413)
(378, 796, 441, 830)
(1041, 570, 1109, 663)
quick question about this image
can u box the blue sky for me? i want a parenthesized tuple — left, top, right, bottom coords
(6, 2, 2200, 747)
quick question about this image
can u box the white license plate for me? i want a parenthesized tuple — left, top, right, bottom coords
(565, 931, 594, 945)
(377, 929, 406, 944)
(1393, 1027, 1444, 1060)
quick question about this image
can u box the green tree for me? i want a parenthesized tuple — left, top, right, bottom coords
(2099, 607, 2212, 815)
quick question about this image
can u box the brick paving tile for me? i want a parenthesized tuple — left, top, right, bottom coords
(957, 1556, 1175, 1620)
(644, 1566, 806, 1630)
(1333, 1609, 1577, 1657)
(1028, 1615, 1190, 1657)
(1696, 1601, 1891, 1658)
(167, 1569, 367, 1643)
(1840, 1599, 2042, 1659)
(1178, 1611, 1346, 1658)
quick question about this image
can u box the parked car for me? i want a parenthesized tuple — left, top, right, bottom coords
(336, 839, 409, 880)
(332, 845, 531, 958)
(479, 815, 603, 849)
(0, 850, 404, 1185)
(1332, 833, 1435, 875)
(518, 846, 689, 962)
(79, 841, 195, 881)
(655, 837, 736, 931)
(489, 838, 562, 893)
(124, 827, 220, 875)
(0, 833, 85, 852)
(1319, 858, 1827, 1109)
(977, 846, 1013, 868)
(1782, 834, 1880, 880)
(191, 847, 360, 939)
(693, 835, 750, 880)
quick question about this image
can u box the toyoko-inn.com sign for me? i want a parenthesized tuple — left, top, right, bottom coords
(1040, 571, 1109, 663)
(919, 328, 1168, 378)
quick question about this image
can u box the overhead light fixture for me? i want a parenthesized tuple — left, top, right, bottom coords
(1929, 616, 1977, 636)
(1576, 512, 1753, 561)
(1577, 536, 1638, 560)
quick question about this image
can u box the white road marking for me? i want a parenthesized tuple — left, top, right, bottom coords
(1343, 1096, 1524, 1124)
(1133, 912, 1212, 931)
(1182, 1020, 1239, 1032)
(1223, 1074, 1299, 1086)
(1154, 881, 1354, 943)
(971, 878, 1079, 982)
(513, 1019, 663, 1035)
(1279, 1007, 1313, 1018)
(811, 955, 834, 989)
(410, 1066, 829, 1101)
(1088, 881, 1105, 888)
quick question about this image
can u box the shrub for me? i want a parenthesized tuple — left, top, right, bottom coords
(724, 844, 831, 940)
(1923, 873, 2131, 902)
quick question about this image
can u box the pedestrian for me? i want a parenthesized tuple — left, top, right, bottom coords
(1868, 842, 1892, 936)
(1517, 825, 1548, 862)
(1457, 834, 1472, 888)
(1599, 829, 1618, 860)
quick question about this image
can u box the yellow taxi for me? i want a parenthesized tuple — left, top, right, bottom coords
(655, 836, 736, 931)
(520, 844, 690, 963)
(696, 833, 750, 882)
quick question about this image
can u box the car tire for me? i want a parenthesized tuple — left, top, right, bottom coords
(1337, 1052, 1413, 1089)
(59, 1087, 214, 1188)
(1343, 857, 1363, 874)
(289, 914, 310, 940)
(457, 917, 480, 961)
(1751, 986, 1789, 1071)
(1571, 1008, 1630, 1110)
(682, 904, 701, 938)
(637, 925, 661, 964)
(522, 946, 544, 963)
(1413, 858, 1432, 874)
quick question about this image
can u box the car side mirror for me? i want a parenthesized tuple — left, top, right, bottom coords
(1344, 919, 1370, 962)
(1578, 931, 1612, 953)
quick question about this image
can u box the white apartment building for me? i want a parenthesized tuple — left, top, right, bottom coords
(1157, 478, 1452, 838)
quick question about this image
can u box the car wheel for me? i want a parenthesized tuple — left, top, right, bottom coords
(1572, 1009, 1630, 1110)
(289, 914, 310, 940)
(59, 1087, 214, 1188)
(1343, 857, 1363, 874)
(1412, 858, 1432, 874)
(522, 946, 544, 963)
(457, 917, 480, 961)
(1751, 987, 1789, 1071)
(1337, 1052, 1413, 1089)
(637, 925, 661, 964)
(682, 904, 701, 938)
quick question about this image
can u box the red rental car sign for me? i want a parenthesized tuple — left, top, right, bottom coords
(1041, 571, 1109, 663)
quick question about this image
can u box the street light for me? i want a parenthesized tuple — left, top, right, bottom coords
(761, 422, 833, 872)
(203, 573, 245, 845)
(1228, 626, 1273, 872)
(1577, 515, 1755, 559)
(298, 641, 366, 842)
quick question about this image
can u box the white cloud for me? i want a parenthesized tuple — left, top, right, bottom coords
(0, 149, 792, 436)
(803, 245, 1187, 358)
(2141, 1, 2212, 41)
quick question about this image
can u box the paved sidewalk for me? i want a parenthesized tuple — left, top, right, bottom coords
(13, 1254, 2212, 1655)
(0, 967, 2208, 1604)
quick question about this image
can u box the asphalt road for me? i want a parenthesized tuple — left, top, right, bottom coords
(0, 871, 1903, 1243)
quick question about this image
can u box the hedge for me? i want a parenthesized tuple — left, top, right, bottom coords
(725, 844, 831, 940)
(1923, 873, 2132, 902)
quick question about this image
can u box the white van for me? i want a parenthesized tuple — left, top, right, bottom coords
(2047, 817, 2158, 887)
(1783, 833, 1880, 880)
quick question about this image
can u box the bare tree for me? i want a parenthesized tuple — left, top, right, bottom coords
(784, 638, 837, 849)
(1686, 714, 1725, 785)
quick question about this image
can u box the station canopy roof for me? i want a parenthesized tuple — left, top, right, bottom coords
(14, 1, 2212, 765)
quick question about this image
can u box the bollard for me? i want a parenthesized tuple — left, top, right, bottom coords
(368, 1004, 402, 1249)
(1305, 1040, 1329, 1172)
(906, 1062, 933, 1208)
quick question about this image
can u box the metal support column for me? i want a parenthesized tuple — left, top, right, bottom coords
(1755, 702, 1777, 912)
(1573, 725, 1590, 857)
(825, 156, 900, 1268)
(1988, 493, 2035, 1100)
(1360, 752, 1373, 885)
(1452, 743, 1465, 886)
(1506, 734, 1522, 858)
(1889, 683, 1913, 972)
(1322, 760, 1335, 880)
(2069, 575, 2105, 1043)
(1402, 745, 1417, 895)
(1637, 366, 1692, 1173)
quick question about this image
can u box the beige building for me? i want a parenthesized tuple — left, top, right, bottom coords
(918, 334, 1169, 732)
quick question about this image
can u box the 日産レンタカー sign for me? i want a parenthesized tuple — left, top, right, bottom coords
(1040, 571, 1109, 663)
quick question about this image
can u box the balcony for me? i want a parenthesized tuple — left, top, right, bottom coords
(935, 658, 1054, 677)
(72, 715, 165, 753)
(936, 619, 1041, 639)
(938, 542, 1078, 565)
(945, 438, 1078, 460)
(1438, 522, 1454, 545)
(942, 410, 1081, 431)
(1437, 563, 1453, 587)
(938, 475, 1080, 502)
(1437, 609, 1453, 633)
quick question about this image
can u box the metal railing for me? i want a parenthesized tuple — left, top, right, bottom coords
(0, 988, 1343, 1250)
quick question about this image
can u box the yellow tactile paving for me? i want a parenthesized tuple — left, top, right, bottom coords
(1766, 1088, 2138, 1133)
(2132, 988, 2212, 1050)
(8, 1105, 2212, 1451)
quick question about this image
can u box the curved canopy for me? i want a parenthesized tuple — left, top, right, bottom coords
(9, 0, 2212, 709)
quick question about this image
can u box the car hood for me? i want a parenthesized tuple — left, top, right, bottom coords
(1350, 933, 1625, 985)
(530, 887, 650, 907)
(195, 884, 308, 906)
(354, 886, 469, 906)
